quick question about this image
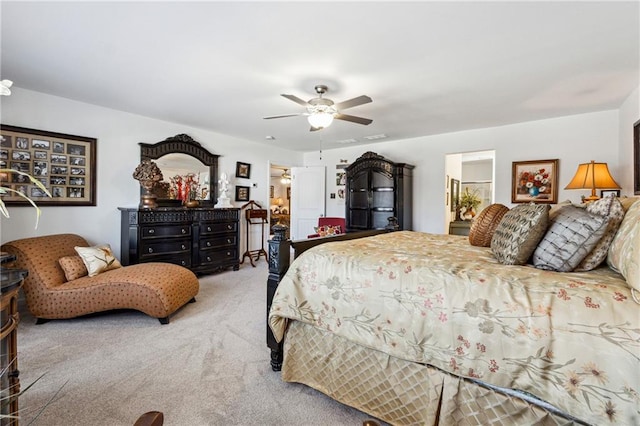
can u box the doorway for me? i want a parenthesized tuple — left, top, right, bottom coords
(444, 150, 495, 233)
(269, 164, 292, 238)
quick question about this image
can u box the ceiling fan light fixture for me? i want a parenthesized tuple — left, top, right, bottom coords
(307, 112, 334, 129)
(280, 169, 291, 184)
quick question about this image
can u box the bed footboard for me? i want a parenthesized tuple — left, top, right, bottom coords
(266, 219, 398, 371)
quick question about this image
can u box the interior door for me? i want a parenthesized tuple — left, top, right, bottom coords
(290, 166, 326, 240)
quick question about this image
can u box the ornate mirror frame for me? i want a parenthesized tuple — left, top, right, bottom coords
(139, 134, 219, 206)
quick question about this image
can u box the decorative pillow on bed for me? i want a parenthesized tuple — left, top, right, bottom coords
(549, 200, 574, 221)
(573, 196, 625, 271)
(75, 244, 123, 277)
(58, 255, 89, 281)
(532, 205, 609, 272)
(468, 203, 509, 247)
(618, 196, 640, 212)
(313, 225, 342, 237)
(490, 203, 549, 265)
(607, 199, 640, 292)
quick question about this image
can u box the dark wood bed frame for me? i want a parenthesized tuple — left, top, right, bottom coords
(266, 219, 399, 371)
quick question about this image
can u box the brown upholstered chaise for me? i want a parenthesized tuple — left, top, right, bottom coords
(1, 234, 199, 324)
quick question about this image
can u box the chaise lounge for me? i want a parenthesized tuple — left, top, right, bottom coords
(1, 233, 199, 324)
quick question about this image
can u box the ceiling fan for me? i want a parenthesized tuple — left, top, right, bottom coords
(264, 85, 373, 131)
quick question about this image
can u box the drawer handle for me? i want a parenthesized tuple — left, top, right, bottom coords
(148, 248, 153, 254)
(148, 229, 155, 234)
(227, 238, 232, 244)
(227, 224, 232, 230)
(182, 228, 187, 234)
(181, 260, 186, 266)
(206, 242, 211, 247)
(181, 244, 186, 250)
(207, 226, 212, 232)
(226, 251, 231, 256)
(207, 256, 212, 262)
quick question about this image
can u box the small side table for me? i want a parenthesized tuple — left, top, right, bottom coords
(449, 220, 472, 236)
(1, 253, 28, 424)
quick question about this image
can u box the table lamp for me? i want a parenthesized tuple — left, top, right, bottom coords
(564, 160, 621, 202)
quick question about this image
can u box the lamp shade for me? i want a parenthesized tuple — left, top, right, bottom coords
(307, 112, 334, 129)
(565, 160, 620, 201)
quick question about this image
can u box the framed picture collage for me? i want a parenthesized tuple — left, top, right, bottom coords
(0, 125, 97, 206)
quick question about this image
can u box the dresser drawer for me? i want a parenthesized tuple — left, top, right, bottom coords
(201, 235, 237, 250)
(199, 248, 238, 265)
(139, 253, 192, 268)
(140, 239, 191, 257)
(200, 221, 237, 235)
(141, 225, 191, 239)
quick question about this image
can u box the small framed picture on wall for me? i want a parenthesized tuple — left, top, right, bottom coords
(600, 189, 620, 198)
(235, 185, 250, 202)
(235, 161, 251, 179)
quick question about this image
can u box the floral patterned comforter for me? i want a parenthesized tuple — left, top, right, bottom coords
(269, 231, 640, 425)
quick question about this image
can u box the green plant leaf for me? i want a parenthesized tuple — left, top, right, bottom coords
(0, 168, 52, 228)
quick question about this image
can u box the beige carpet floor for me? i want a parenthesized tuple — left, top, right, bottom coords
(15, 260, 378, 425)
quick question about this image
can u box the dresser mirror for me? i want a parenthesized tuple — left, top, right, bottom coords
(139, 134, 219, 206)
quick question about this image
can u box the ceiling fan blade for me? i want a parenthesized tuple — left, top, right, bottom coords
(263, 113, 304, 119)
(281, 94, 310, 107)
(335, 113, 373, 125)
(335, 95, 372, 111)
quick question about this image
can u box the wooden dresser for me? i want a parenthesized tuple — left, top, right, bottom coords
(449, 220, 472, 236)
(1, 253, 27, 423)
(119, 207, 240, 274)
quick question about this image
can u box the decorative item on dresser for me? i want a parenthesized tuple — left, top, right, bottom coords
(119, 207, 240, 274)
(132, 159, 163, 209)
(345, 151, 414, 231)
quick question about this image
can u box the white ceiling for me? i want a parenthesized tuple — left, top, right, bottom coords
(1, 1, 638, 153)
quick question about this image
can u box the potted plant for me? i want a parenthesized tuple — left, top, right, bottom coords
(458, 187, 482, 221)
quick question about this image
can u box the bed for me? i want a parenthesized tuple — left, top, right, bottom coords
(266, 202, 640, 425)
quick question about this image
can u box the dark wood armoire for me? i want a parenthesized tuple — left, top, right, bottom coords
(345, 151, 414, 231)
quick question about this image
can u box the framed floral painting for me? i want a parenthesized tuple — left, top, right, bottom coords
(511, 159, 559, 204)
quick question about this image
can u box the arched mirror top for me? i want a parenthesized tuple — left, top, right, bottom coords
(140, 134, 219, 206)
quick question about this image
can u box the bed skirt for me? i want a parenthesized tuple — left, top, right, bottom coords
(282, 321, 586, 425)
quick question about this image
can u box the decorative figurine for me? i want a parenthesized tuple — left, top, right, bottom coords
(215, 172, 233, 208)
(133, 159, 163, 209)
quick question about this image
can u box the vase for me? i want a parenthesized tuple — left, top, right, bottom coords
(139, 180, 158, 209)
(528, 187, 540, 197)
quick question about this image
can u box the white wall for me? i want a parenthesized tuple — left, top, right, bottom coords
(0, 88, 303, 257)
(304, 109, 626, 234)
(462, 160, 493, 182)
